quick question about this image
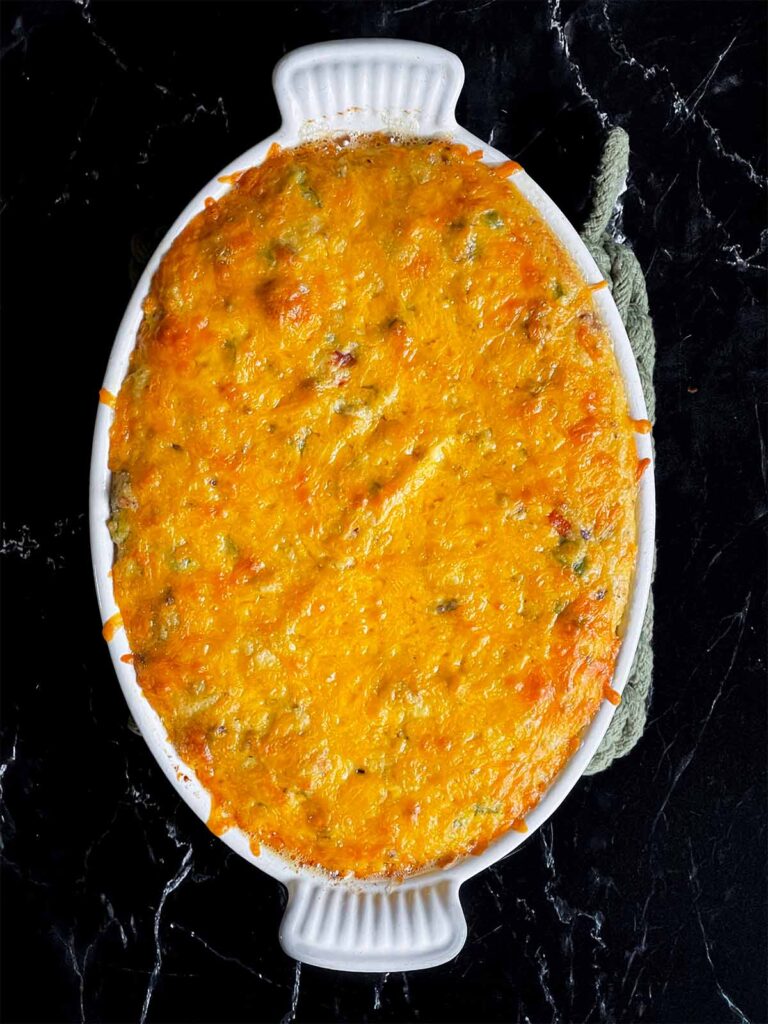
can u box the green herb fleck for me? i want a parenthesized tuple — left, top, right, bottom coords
(108, 511, 129, 548)
(294, 167, 322, 207)
(169, 546, 198, 573)
(553, 540, 576, 564)
(222, 338, 237, 364)
(482, 209, 504, 230)
(222, 535, 239, 559)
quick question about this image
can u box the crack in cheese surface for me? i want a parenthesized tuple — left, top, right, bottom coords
(109, 136, 638, 877)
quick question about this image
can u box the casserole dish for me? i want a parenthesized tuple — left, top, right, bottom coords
(90, 39, 655, 972)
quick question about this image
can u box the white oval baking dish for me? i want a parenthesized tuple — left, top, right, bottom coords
(90, 39, 655, 973)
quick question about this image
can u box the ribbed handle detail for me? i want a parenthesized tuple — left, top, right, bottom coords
(279, 877, 467, 972)
(273, 40, 464, 136)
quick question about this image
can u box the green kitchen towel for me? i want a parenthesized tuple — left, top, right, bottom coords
(579, 128, 655, 775)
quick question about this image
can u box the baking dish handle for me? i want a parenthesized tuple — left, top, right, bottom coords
(279, 877, 467, 972)
(273, 39, 464, 136)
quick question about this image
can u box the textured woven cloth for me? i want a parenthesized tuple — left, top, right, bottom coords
(579, 128, 655, 775)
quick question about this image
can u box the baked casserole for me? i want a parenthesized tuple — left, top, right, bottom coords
(106, 136, 647, 877)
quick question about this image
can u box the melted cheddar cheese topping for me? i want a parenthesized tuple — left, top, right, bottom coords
(109, 136, 638, 877)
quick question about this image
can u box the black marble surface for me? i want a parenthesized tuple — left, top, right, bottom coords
(2, 2, 766, 1021)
